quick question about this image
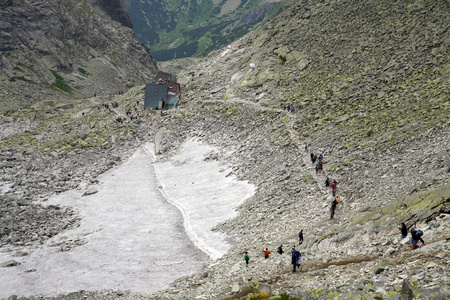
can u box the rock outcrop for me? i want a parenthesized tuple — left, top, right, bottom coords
(0, 0, 157, 110)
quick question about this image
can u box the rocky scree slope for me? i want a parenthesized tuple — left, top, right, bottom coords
(0, 0, 449, 299)
(149, 0, 449, 298)
(0, 0, 157, 111)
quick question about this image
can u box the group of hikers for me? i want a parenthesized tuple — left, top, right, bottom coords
(311, 152, 324, 174)
(399, 222, 426, 249)
(283, 104, 295, 113)
(243, 237, 304, 272)
(242, 145, 428, 275)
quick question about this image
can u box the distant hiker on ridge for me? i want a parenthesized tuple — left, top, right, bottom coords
(262, 248, 271, 259)
(325, 177, 330, 187)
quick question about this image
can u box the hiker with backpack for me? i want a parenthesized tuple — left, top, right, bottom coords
(291, 247, 301, 272)
(262, 248, 271, 259)
(310, 153, 315, 163)
(243, 252, 250, 266)
(277, 245, 284, 255)
(410, 229, 426, 249)
(330, 198, 338, 219)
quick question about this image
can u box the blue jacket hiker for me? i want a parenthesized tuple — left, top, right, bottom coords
(410, 229, 426, 249)
(291, 247, 301, 272)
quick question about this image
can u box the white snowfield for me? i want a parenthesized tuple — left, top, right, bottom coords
(0, 140, 255, 298)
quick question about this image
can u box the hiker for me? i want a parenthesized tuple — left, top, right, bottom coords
(330, 198, 338, 219)
(291, 247, 301, 272)
(333, 179, 338, 187)
(319, 154, 323, 161)
(332, 187, 337, 197)
(243, 252, 250, 266)
(277, 245, 284, 255)
(262, 248, 271, 259)
(298, 230, 304, 245)
(410, 229, 426, 249)
(310, 153, 315, 163)
(325, 177, 330, 187)
(399, 223, 410, 238)
(305, 144, 308, 152)
(318, 161, 323, 173)
(315, 163, 319, 174)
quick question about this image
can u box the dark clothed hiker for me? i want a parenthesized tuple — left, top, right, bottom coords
(277, 245, 284, 255)
(410, 229, 426, 249)
(298, 230, 304, 245)
(330, 199, 338, 219)
(291, 247, 301, 272)
(399, 223, 410, 238)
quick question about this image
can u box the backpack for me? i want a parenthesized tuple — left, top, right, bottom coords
(416, 230, 423, 237)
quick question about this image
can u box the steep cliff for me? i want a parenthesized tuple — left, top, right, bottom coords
(0, 0, 157, 110)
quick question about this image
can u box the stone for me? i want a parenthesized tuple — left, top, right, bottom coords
(82, 187, 98, 196)
(1, 260, 21, 268)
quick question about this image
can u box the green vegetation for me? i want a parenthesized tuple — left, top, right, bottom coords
(78, 68, 89, 76)
(50, 70, 73, 93)
(125, 0, 288, 61)
(9, 76, 37, 84)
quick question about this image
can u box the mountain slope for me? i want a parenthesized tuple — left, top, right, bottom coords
(0, 0, 157, 111)
(125, 0, 287, 61)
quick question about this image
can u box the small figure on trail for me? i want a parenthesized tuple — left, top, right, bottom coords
(399, 223, 410, 239)
(333, 179, 338, 187)
(305, 144, 308, 152)
(330, 198, 338, 219)
(243, 252, 250, 266)
(312, 155, 317, 164)
(325, 177, 330, 187)
(410, 229, 426, 249)
(332, 187, 337, 197)
(262, 248, 271, 259)
(315, 163, 319, 174)
(277, 245, 284, 255)
(310, 153, 315, 163)
(298, 230, 304, 245)
(317, 161, 323, 173)
(291, 247, 301, 272)
(319, 154, 323, 161)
